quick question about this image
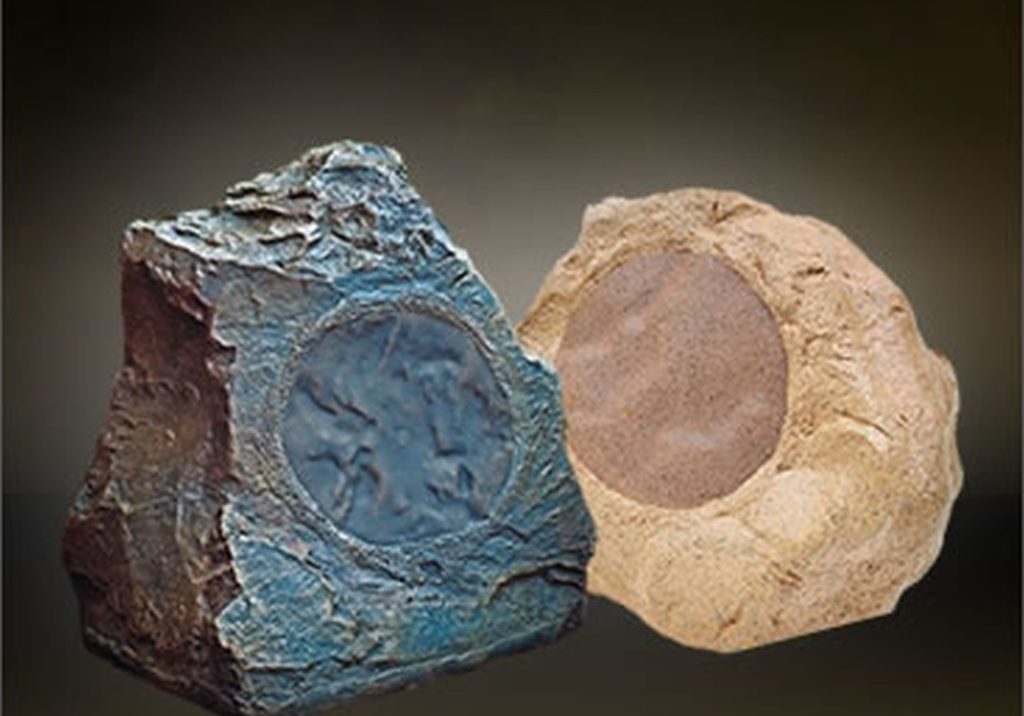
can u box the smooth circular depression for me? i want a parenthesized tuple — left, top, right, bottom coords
(555, 250, 787, 508)
(283, 309, 514, 544)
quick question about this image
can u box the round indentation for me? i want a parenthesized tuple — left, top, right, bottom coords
(555, 250, 787, 508)
(283, 309, 514, 544)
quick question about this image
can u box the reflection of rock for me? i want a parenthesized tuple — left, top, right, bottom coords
(63, 142, 594, 715)
(519, 188, 961, 652)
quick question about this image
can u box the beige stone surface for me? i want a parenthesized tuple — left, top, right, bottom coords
(518, 188, 962, 652)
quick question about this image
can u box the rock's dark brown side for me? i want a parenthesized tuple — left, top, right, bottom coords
(63, 259, 241, 714)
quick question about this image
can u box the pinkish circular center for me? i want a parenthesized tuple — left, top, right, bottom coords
(556, 250, 787, 508)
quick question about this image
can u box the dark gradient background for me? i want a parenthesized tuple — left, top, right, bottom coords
(4, 1, 1020, 714)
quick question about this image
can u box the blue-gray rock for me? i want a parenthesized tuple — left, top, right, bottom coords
(62, 141, 595, 715)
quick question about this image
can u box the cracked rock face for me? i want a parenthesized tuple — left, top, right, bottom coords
(63, 141, 595, 714)
(518, 189, 961, 652)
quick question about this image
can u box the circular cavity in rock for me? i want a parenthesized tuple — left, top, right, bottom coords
(555, 250, 787, 508)
(283, 309, 515, 544)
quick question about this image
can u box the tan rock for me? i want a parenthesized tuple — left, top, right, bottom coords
(518, 188, 962, 652)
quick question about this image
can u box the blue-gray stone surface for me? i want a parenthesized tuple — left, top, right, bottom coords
(62, 141, 595, 715)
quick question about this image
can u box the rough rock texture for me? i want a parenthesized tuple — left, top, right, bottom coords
(519, 189, 961, 652)
(63, 141, 595, 714)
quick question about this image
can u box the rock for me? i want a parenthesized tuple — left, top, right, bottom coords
(63, 141, 595, 714)
(518, 189, 961, 652)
